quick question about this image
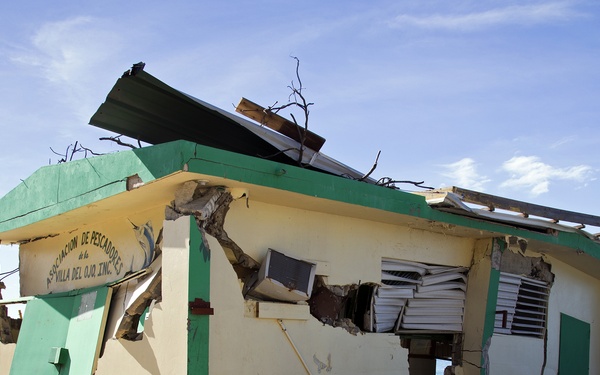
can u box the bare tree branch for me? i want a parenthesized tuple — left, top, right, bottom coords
(99, 135, 138, 149)
(50, 142, 103, 164)
(359, 151, 381, 182)
(376, 177, 435, 190)
(266, 56, 314, 166)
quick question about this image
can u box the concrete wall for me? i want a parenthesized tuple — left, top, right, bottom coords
(4, 194, 478, 374)
(487, 253, 600, 375)
(460, 239, 495, 375)
(0, 344, 15, 374)
(206, 198, 475, 375)
(224, 198, 475, 285)
(488, 335, 545, 374)
(544, 256, 599, 375)
(208, 232, 408, 374)
(94, 217, 190, 375)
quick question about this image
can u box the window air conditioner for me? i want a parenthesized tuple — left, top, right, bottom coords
(246, 249, 317, 302)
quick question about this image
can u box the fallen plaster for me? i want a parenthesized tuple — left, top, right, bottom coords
(166, 182, 260, 279)
(308, 277, 361, 335)
(502, 241, 554, 284)
(113, 229, 163, 341)
(115, 269, 162, 341)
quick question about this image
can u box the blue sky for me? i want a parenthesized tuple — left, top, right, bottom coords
(1, 1, 600, 306)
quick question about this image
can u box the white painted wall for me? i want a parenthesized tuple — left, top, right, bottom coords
(488, 334, 545, 375)
(486, 253, 600, 375)
(543, 257, 599, 375)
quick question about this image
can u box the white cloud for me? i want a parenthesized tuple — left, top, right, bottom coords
(549, 135, 577, 149)
(12, 17, 122, 83)
(441, 158, 490, 191)
(500, 155, 593, 196)
(10, 16, 124, 123)
(389, 2, 581, 31)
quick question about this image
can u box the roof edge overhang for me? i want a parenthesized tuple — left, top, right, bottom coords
(1, 140, 600, 278)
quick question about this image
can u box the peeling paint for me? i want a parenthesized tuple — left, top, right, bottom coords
(500, 248, 554, 284)
(491, 239, 502, 270)
(313, 353, 332, 373)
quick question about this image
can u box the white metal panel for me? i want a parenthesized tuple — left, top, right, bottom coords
(494, 272, 549, 338)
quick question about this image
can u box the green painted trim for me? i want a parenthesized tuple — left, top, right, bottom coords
(2, 140, 600, 261)
(480, 238, 504, 375)
(184, 146, 600, 260)
(0, 140, 196, 233)
(187, 216, 210, 375)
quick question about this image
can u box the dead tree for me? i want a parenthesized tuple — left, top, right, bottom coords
(267, 56, 314, 166)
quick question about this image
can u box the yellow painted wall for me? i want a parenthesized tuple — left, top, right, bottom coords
(10, 193, 478, 374)
(0, 344, 15, 374)
(460, 238, 494, 375)
(19, 207, 165, 296)
(206, 198, 475, 374)
(93, 217, 190, 375)
(224, 199, 475, 285)
(207, 232, 409, 375)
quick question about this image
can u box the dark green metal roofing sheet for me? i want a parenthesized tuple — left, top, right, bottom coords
(89, 63, 292, 164)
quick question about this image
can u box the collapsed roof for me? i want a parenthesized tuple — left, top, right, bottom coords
(89, 62, 372, 182)
(1, 61, 600, 278)
(89, 63, 600, 241)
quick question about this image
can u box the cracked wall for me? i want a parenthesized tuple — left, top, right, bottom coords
(170, 180, 475, 375)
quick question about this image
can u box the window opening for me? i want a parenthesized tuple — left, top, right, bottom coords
(370, 258, 467, 333)
(494, 272, 549, 338)
(401, 337, 456, 375)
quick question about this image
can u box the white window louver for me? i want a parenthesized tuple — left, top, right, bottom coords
(370, 258, 467, 333)
(494, 272, 549, 338)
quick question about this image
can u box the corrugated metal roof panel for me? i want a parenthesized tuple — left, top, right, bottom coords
(89, 64, 373, 182)
(90, 68, 290, 163)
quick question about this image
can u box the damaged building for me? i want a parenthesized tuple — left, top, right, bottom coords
(0, 63, 598, 375)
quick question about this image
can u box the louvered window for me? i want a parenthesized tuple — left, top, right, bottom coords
(494, 272, 549, 338)
(368, 258, 467, 333)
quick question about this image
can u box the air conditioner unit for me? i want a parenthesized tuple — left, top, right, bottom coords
(246, 249, 317, 302)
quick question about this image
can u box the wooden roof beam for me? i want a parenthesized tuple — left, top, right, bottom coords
(439, 186, 600, 228)
(236, 97, 326, 152)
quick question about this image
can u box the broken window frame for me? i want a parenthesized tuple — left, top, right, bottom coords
(368, 258, 468, 334)
(494, 271, 550, 339)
